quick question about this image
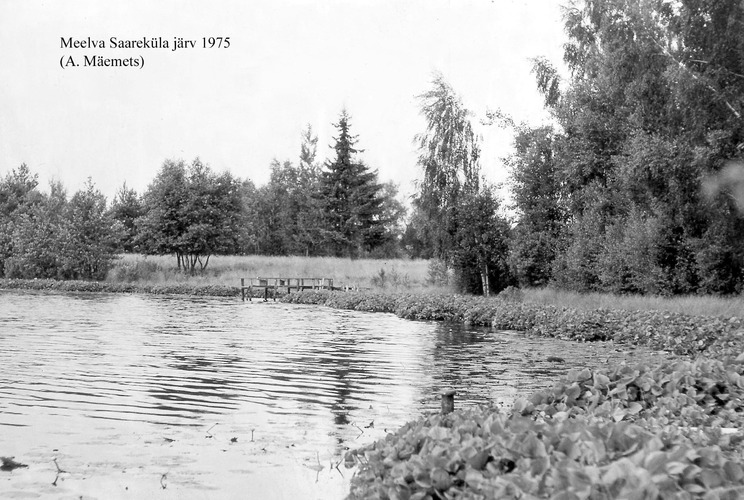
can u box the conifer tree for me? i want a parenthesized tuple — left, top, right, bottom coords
(318, 110, 384, 257)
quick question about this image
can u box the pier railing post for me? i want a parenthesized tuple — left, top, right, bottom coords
(243, 276, 344, 301)
(441, 390, 456, 414)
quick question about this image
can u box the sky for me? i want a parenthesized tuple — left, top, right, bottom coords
(0, 0, 568, 203)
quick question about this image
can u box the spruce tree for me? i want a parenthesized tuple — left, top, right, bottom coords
(318, 110, 383, 257)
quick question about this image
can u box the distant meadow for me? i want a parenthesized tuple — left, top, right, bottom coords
(106, 254, 744, 320)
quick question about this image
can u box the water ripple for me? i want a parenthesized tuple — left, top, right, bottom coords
(0, 289, 669, 498)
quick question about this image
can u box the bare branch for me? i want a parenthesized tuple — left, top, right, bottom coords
(650, 36, 741, 120)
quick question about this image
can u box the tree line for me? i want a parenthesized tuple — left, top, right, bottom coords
(401, 0, 744, 296)
(0, 168, 117, 280)
(0, 110, 407, 280)
(504, 0, 744, 295)
(2, 1, 741, 296)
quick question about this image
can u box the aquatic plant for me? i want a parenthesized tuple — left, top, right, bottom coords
(0, 278, 241, 297)
(345, 357, 744, 499)
(520, 357, 744, 430)
(281, 291, 744, 358)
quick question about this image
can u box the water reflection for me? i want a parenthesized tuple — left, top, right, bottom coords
(0, 290, 668, 499)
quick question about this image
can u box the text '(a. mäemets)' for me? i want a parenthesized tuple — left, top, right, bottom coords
(59, 36, 230, 69)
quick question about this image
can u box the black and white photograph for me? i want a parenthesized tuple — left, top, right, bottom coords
(1, 0, 743, 498)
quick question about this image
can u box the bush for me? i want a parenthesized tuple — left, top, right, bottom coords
(508, 226, 558, 287)
(371, 267, 412, 289)
(551, 212, 604, 292)
(108, 259, 161, 282)
(2, 180, 119, 281)
(597, 213, 666, 295)
(426, 259, 450, 287)
(497, 286, 524, 303)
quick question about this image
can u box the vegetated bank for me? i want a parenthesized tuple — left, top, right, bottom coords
(0, 278, 241, 297)
(281, 290, 744, 499)
(5, 279, 744, 496)
(5, 280, 741, 359)
(281, 290, 743, 358)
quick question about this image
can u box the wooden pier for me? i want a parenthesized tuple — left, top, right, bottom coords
(241, 277, 350, 301)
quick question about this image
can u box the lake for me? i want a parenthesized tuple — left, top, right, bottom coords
(0, 290, 667, 499)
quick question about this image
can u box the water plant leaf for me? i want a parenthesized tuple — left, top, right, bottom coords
(0, 457, 28, 472)
(467, 450, 489, 471)
(430, 467, 451, 491)
(331, 290, 744, 499)
(427, 427, 449, 441)
(723, 461, 744, 483)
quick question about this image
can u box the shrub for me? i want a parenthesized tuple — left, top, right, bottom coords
(597, 213, 666, 295)
(426, 259, 450, 287)
(108, 259, 161, 282)
(497, 286, 524, 303)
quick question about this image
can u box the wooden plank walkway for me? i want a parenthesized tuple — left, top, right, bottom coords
(241, 277, 355, 301)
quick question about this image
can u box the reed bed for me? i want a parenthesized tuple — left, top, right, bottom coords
(108, 253, 430, 289)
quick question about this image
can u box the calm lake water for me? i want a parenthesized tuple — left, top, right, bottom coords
(0, 290, 667, 499)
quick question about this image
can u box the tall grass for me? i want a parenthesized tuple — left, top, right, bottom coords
(522, 287, 744, 319)
(107, 254, 431, 289)
(106, 255, 742, 318)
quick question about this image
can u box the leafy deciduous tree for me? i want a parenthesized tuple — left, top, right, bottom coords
(138, 158, 243, 273)
(0, 164, 42, 275)
(452, 187, 511, 295)
(507, 126, 566, 287)
(109, 182, 144, 253)
(63, 179, 119, 280)
(524, 0, 744, 294)
(414, 73, 481, 260)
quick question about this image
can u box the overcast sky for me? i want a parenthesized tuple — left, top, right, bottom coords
(0, 0, 567, 202)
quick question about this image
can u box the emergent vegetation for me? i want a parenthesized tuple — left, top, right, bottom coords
(345, 357, 744, 499)
(279, 289, 744, 499)
(281, 289, 742, 358)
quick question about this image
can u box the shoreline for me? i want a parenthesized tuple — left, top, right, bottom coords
(281, 289, 744, 360)
(5, 278, 744, 496)
(3, 278, 742, 359)
(0, 277, 241, 297)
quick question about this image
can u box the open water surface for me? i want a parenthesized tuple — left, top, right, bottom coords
(0, 290, 669, 499)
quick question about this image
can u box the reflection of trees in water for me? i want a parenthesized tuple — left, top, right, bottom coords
(147, 345, 245, 418)
(140, 304, 499, 456)
(422, 323, 495, 406)
(285, 312, 382, 452)
(140, 298, 257, 418)
(142, 308, 387, 449)
(433, 323, 490, 346)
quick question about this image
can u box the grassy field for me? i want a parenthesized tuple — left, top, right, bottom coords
(522, 287, 744, 319)
(107, 253, 431, 290)
(106, 254, 743, 318)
